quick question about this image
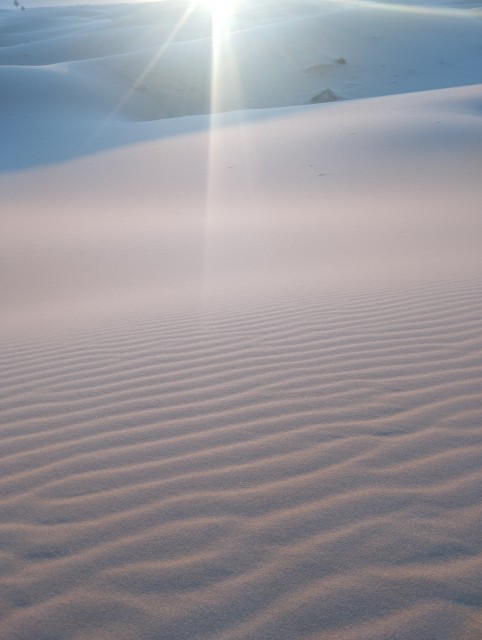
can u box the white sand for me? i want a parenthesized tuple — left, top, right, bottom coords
(1, 1, 482, 638)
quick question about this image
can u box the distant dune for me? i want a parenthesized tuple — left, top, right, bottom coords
(1, 1, 482, 639)
(1, 0, 482, 123)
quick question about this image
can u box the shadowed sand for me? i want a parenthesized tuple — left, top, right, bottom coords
(1, 1, 482, 639)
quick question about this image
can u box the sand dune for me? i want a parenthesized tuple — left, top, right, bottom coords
(1, 0, 482, 639)
(1, 281, 482, 639)
(1, 0, 482, 123)
(2, 83, 481, 328)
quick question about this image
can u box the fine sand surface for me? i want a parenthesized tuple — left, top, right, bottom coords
(1, 1, 482, 639)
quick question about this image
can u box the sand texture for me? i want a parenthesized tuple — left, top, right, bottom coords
(1, 0, 482, 638)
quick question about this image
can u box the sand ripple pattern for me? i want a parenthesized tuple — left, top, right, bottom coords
(1, 280, 482, 640)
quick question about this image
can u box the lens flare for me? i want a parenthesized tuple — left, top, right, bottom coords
(197, 0, 238, 34)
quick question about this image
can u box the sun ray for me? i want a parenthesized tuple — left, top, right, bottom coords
(198, 0, 244, 298)
(80, 1, 203, 151)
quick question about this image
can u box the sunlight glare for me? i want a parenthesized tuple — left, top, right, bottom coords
(197, 0, 239, 34)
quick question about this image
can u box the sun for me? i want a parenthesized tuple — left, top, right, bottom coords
(196, 0, 239, 33)
(198, 0, 237, 11)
